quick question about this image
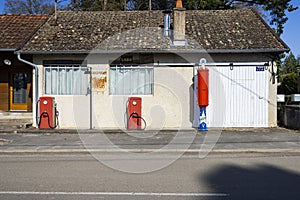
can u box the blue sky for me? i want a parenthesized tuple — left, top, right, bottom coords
(0, 0, 299, 57)
(281, 0, 300, 58)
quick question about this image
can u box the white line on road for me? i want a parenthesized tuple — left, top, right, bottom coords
(0, 191, 229, 197)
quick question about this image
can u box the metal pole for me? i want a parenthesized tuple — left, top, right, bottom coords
(89, 67, 93, 129)
(17, 53, 39, 128)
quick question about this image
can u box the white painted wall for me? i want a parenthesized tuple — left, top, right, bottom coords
(31, 53, 276, 129)
(201, 66, 269, 127)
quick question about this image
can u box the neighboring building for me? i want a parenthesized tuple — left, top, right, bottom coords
(17, 4, 289, 129)
(0, 14, 47, 112)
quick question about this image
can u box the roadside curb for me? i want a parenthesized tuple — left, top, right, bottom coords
(2, 128, 297, 135)
(0, 129, 198, 135)
(1, 148, 300, 155)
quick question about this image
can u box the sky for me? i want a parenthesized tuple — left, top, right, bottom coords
(281, 0, 300, 58)
(0, 0, 299, 57)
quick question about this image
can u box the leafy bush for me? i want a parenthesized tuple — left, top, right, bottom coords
(278, 73, 298, 95)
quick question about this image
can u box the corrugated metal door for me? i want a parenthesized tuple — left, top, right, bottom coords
(195, 66, 268, 127)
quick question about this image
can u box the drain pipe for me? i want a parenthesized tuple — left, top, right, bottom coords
(17, 52, 39, 128)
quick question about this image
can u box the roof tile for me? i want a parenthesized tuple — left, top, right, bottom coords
(0, 14, 48, 50)
(20, 9, 288, 53)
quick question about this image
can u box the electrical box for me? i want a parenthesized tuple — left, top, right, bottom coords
(39, 96, 56, 129)
(127, 97, 142, 130)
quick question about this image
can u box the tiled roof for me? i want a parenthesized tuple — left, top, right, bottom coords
(0, 14, 48, 50)
(19, 9, 289, 53)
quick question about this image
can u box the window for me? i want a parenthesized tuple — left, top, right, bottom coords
(44, 64, 89, 95)
(110, 65, 153, 95)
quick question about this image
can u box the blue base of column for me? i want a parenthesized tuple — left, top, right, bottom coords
(198, 107, 208, 131)
(198, 122, 208, 131)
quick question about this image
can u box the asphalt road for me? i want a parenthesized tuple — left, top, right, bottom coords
(0, 153, 300, 200)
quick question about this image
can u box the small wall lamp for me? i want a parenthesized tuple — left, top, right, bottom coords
(4, 59, 11, 66)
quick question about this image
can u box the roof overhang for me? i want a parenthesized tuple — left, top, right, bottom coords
(0, 49, 15, 52)
(16, 48, 290, 55)
(207, 48, 290, 54)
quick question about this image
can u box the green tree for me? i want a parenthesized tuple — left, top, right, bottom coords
(279, 73, 298, 95)
(184, 0, 230, 10)
(297, 56, 300, 75)
(278, 53, 299, 95)
(282, 53, 298, 74)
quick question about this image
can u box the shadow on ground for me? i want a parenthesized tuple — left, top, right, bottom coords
(203, 164, 300, 200)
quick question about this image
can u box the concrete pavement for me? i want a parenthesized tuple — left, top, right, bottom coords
(2, 153, 300, 200)
(1, 127, 300, 200)
(0, 128, 299, 154)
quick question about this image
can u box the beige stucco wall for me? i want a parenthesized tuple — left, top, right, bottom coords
(31, 53, 277, 129)
(268, 61, 278, 127)
(32, 53, 194, 129)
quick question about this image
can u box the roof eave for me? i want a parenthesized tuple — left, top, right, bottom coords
(250, 8, 290, 51)
(207, 48, 290, 54)
(0, 48, 15, 52)
(17, 48, 290, 55)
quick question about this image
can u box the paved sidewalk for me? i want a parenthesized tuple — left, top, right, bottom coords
(0, 128, 299, 154)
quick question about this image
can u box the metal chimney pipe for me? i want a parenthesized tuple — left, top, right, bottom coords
(163, 10, 171, 37)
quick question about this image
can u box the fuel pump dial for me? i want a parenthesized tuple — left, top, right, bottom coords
(132, 100, 137, 106)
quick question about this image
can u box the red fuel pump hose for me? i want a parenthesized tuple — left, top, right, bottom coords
(127, 112, 147, 130)
(38, 110, 59, 129)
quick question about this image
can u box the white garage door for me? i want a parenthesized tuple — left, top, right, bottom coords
(194, 65, 269, 127)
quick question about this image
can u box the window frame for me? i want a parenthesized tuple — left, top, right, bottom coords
(43, 63, 89, 96)
(109, 65, 154, 96)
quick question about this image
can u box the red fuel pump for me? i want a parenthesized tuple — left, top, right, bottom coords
(197, 68, 209, 107)
(127, 97, 146, 130)
(38, 96, 58, 129)
(197, 68, 209, 131)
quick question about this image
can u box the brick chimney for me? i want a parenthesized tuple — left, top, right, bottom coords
(173, 0, 186, 46)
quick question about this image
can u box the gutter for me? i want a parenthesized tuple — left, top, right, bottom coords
(0, 49, 15, 52)
(206, 49, 289, 54)
(17, 48, 289, 55)
(155, 62, 269, 67)
(17, 52, 39, 128)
